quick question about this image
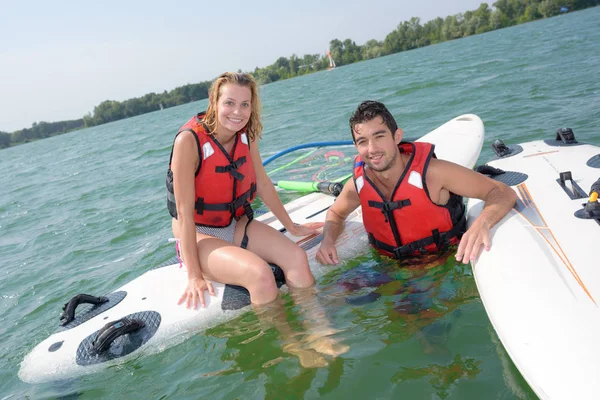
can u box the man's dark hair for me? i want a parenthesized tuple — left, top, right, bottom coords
(349, 100, 398, 142)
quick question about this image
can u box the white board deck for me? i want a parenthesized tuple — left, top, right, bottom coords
(467, 139, 600, 399)
(20, 114, 485, 384)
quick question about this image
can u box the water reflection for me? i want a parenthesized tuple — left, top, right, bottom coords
(391, 354, 482, 399)
(203, 250, 490, 398)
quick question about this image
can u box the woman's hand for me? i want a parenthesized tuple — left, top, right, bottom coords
(285, 221, 324, 237)
(178, 276, 216, 309)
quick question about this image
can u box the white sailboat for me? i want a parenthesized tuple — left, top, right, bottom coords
(327, 50, 336, 71)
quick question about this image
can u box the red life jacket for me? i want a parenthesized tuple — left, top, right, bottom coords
(166, 113, 257, 227)
(354, 142, 466, 259)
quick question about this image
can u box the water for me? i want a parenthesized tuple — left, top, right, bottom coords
(2, 8, 599, 399)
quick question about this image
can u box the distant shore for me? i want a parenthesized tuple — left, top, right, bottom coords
(2, 1, 597, 150)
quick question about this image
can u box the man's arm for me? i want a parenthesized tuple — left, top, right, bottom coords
(316, 178, 361, 265)
(429, 159, 517, 264)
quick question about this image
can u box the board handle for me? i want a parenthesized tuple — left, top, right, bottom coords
(92, 317, 146, 354)
(59, 294, 109, 326)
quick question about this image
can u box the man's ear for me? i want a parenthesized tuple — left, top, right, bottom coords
(394, 128, 404, 144)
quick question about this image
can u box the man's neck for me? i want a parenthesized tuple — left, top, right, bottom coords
(368, 153, 407, 197)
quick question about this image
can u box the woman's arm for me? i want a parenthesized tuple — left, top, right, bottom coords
(249, 139, 321, 236)
(171, 131, 214, 308)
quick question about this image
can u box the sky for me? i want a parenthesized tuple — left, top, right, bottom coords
(0, 0, 488, 132)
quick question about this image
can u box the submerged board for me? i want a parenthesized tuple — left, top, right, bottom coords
(19, 114, 485, 383)
(467, 135, 600, 399)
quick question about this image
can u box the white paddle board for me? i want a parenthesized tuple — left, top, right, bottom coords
(19, 114, 485, 383)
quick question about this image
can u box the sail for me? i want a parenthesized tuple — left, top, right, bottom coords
(327, 50, 336, 69)
(263, 140, 356, 186)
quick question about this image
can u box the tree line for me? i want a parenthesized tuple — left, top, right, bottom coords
(2, 0, 597, 149)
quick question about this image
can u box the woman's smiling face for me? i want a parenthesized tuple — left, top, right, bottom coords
(216, 83, 252, 136)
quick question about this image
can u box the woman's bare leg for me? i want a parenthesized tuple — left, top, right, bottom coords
(172, 217, 278, 305)
(236, 218, 349, 358)
(233, 217, 314, 287)
(173, 218, 327, 367)
(253, 296, 328, 368)
(289, 286, 350, 357)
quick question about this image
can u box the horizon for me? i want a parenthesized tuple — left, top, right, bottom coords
(1, 0, 488, 132)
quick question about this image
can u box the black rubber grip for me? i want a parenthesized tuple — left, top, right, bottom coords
(91, 318, 146, 354)
(59, 294, 109, 326)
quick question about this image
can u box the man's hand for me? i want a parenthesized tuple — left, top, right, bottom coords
(455, 217, 491, 264)
(316, 240, 340, 265)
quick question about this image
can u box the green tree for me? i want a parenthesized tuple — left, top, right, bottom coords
(362, 39, 383, 60)
(538, 0, 561, 17)
(341, 38, 361, 64)
(473, 3, 492, 32)
(288, 54, 299, 76)
(0, 132, 11, 148)
(329, 39, 343, 65)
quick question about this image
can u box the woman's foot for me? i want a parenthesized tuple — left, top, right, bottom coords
(305, 333, 350, 357)
(283, 342, 329, 368)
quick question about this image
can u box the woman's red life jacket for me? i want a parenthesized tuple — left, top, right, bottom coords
(354, 141, 466, 258)
(166, 113, 256, 227)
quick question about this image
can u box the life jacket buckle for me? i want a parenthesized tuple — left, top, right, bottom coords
(195, 198, 205, 215)
(243, 202, 254, 221)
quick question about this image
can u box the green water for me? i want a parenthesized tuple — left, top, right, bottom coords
(2, 8, 599, 399)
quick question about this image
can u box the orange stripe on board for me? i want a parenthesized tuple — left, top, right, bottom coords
(296, 233, 319, 246)
(520, 184, 550, 227)
(516, 185, 530, 209)
(515, 185, 539, 226)
(523, 150, 560, 158)
(514, 184, 596, 305)
(535, 227, 594, 303)
(548, 229, 595, 304)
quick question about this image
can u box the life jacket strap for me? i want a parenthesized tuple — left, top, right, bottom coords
(368, 199, 411, 222)
(368, 215, 466, 259)
(240, 202, 254, 249)
(215, 156, 246, 181)
(195, 183, 257, 216)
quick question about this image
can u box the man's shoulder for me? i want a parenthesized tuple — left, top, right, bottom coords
(426, 158, 463, 182)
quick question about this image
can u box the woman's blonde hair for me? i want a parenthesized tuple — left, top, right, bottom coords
(203, 72, 263, 141)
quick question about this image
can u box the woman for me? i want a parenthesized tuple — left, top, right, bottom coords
(166, 72, 347, 366)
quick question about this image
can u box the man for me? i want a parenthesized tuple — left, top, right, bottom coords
(316, 101, 516, 265)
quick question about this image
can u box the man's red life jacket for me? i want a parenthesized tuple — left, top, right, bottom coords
(354, 141, 466, 259)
